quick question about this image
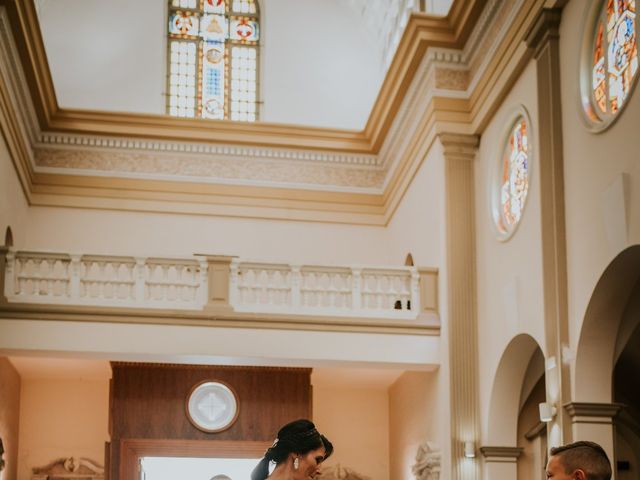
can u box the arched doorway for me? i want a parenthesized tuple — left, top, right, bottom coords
(574, 245, 640, 478)
(612, 278, 640, 480)
(484, 334, 545, 480)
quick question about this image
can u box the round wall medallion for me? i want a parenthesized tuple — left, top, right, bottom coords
(186, 381, 239, 433)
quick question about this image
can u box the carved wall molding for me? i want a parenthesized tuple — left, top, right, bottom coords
(318, 463, 371, 480)
(33, 147, 385, 191)
(36, 133, 380, 166)
(564, 402, 625, 422)
(32, 457, 104, 480)
(479, 446, 523, 463)
(412, 441, 441, 480)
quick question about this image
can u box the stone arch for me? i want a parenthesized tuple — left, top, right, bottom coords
(485, 333, 544, 445)
(4, 226, 12, 247)
(574, 245, 640, 402)
(404, 253, 414, 266)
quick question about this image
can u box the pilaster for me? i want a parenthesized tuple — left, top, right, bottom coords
(417, 267, 438, 320)
(196, 255, 235, 313)
(565, 402, 623, 468)
(525, 7, 571, 446)
(440, 133, 480, 480)
(480, 446, 523, 480)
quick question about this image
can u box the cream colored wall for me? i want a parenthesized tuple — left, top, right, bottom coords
(19, 206, 392, 266)
(473, 59, 546, 443)
(313, 386, 389, 480)
(385, 144, 445, 268)
(0, 133, 30, 247)
(36, 0, 383, 129)
(0, 357, 21, 480)
(383, 143, 450, 474)
(261, 0, 382, 128)
(388, 371, 440, 480)
(558, 0, 640, 379)
(17, 378, 109, 480)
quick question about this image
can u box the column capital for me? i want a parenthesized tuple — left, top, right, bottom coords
(479, 446, 523, 463)
(438, 133, 480, 161)
(525, 8, 562, 57)
(564, 402, 624, 421)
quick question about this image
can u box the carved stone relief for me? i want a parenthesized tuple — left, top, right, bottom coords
(32, 457, 104, 480)
(0, 437, 5, 473)
(34, 148, 385, 190)
(317, 463, 371, 480)
(412, 442, 441, 480)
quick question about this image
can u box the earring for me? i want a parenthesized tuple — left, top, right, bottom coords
(294, 457, 299, 470)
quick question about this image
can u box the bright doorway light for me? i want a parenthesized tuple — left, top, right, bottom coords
(140, 456, 262, 480)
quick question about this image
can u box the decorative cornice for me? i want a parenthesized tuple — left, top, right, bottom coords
(479, 446, 524, 461)
(564, 402, 625, 420)
(37, 132, 379, 166)
(110, 362, 312, 373)
(438, 133, 480, 160)
(0, 302, 441, 336)
(33, 147, 385, 191)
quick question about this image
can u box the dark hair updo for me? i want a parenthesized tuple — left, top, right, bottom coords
(250, 419, 333, 480)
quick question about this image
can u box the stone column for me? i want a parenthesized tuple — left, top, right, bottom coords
(440, 133, 480, 480)
(525, 7, 572, 446)
(480, 446, 523, 480)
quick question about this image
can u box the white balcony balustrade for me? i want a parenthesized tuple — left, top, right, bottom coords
(230, 262, 419, 318)
(3, 251, 205, 309)
(1, 249, 437, 322)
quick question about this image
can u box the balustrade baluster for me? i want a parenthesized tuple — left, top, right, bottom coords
(267, 270, 274, 305)
(70, 255, 81, 300)
(161, 265, 168, 301)
(97, 262, 105, 299)
(410, 268, 420, 311)
(198, 258, 209, 307)
(135, 258, 146, 304)
(5, 251, 15, 296)
(351, 268, 361, 310)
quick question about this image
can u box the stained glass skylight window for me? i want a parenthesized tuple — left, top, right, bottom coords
(167, 0, 260, 121)
(582, 0, 638, 130)
(493, 114, 531, 240)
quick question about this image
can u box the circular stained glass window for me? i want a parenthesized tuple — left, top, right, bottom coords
(492, 110, 531, 240)
(580, 0, 639, 131)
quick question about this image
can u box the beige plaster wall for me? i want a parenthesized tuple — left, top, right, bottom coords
(0, 134, 30, 247)
(17, 378, 109, 480)
(473, 59, 546, 442)
(385, 144, 446, 268)
(313, 386, 389, 480)
(384, 140, 450, 474)
(19, 206, 392, 267)
(0, 357, 21, 480)
(388, 371, 440, 480)
(558, 0, 640, 369)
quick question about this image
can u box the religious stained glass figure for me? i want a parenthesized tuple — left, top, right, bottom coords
(591, 0, 638, 118)
(497, 117, 529, 236)
(167, 0, 259, 121)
